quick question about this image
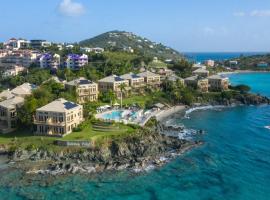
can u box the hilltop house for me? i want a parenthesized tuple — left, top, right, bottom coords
(185, 76, 209, 92)
(34, 98, 83, 137)
(65, 77, 98, 104)
(65, 54, 88, 70)
(39, 53, 61, 69)
(192, 68, 210, 78)
(137, 71, 161, 88)
(98, 75, 130, 98)
(208, 75, 229, 91)
(0, 96, 25, 134)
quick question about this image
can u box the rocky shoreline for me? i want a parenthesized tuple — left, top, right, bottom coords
(0, 93, 268, 177)
(0, 129, 202, 176)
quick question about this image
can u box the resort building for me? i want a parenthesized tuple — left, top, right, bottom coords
(257, 62, 269, 68)
(192, 63, 207, 70)
(0, 50, 40, 67)
(65, 54, 88, 70)
(30, 40, 52, 49)
(98, 75, 130, 98)
(208, 75, 229, 91)
(192, 68, 210, 78)
(167, 74, 185, 85)
(0, 90, 14, 101)
(185, 76, 209, 92)
(65, 77, 99, 104)
(229, 60, 238, 69)
(34, 98, 84, 137)
(80, 47, 104, 54)
(11, 83, 36, 98)
(2, 65, 26, 78)
(4, 38, 29, 50)
(204, 60, 215, 67)
(155, 67, 175, 81)
(39, 53, 61, 69)
(137, 71, 161, 88)
(0, 96, 24, 134)
(120, 73, 145, 89)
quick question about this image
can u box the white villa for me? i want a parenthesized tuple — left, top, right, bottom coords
(34, 98, 84, 137)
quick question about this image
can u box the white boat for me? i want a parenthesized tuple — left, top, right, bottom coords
(264, 126, 270, 130)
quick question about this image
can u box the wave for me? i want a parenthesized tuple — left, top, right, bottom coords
(185, 105, 227, 118)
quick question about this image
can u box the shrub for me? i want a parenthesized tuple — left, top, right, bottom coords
(26, 144, 37, 151)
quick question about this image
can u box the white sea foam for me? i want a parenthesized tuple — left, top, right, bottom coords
(185, 105, 226, 118)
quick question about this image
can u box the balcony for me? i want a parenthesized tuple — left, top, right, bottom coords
(34, 118, 65, 126)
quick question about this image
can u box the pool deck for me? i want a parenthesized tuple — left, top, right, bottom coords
(95, 106, 186, 127)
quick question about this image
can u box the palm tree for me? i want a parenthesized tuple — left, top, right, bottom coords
(119, 83, 127, 108)
(108, 89, 116, 106)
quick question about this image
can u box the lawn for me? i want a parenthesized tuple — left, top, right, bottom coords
(0, 122, 136, 150)
(122, 91, 169, 107)
(61, 122, 136, 144)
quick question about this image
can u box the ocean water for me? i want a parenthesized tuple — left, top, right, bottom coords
(184, 52, 267, 63)
(0, 73, 270, 200)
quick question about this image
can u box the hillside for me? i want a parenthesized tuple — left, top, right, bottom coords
(79, 31, 183, 60)
(225, 53, 270, 70)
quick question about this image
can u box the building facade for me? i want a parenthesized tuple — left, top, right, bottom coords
(0, 96, 24, 134)
(98, 75, 129, 98)
(65, 54, 88, 70)
(137, 71, 161, 88)
(39, 53, 61, 69)
(34, 99, 84, 137)
(192, 68, 210, 78)
(185, 76, 209, 92)
(120, 73, 145, 89)
(65, 78, 99, 104)
(208, 75, 229, 91)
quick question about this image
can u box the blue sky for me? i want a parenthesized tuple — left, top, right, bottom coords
(1, 0, 270, 52)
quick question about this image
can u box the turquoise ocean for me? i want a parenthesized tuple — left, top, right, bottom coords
(0, 72, 270, 199)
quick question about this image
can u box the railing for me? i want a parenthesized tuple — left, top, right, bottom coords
(33, 119, 65, 126)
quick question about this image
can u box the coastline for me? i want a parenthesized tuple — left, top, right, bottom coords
(156, 105, 186, 122)
(218, 70, 270, 76)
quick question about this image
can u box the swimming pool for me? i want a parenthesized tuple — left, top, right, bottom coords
(102, 110, 138, 121)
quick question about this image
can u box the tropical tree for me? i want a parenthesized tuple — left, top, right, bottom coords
(108, 90, 117, 106)
(119, 83, 127, 108)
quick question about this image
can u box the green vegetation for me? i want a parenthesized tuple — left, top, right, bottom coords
(18, 80, 77, 127)
(79, 30, 183, 60)
(224, 54, 270, 70)
(0, 120, 136, 150)
(0, 68, 52, 88)
(62, 121, 136, 146)
(230, 84, 251, 94)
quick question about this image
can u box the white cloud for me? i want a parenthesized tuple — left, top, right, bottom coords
(58, 0, 85, 17)
(233, 12, 246, 17)
(250, 10, 270, 17)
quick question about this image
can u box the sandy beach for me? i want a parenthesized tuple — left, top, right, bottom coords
(156, 105, 186, 121)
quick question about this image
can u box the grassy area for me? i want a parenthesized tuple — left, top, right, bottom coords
(0, 121, 136, 151)
(122, 91, 170, 108)
(122, 94, 153, 107)
(62, 122, 136, 145)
